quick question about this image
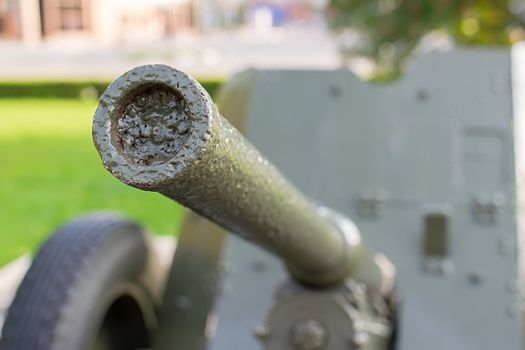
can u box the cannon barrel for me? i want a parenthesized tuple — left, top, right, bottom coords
(93, 64, 393, 290)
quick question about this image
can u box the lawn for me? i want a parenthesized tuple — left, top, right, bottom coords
(0, 99, 185, 267)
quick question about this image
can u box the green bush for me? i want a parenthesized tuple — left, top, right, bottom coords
(327, 0, 525, 80)
(0, 80, 224, 99)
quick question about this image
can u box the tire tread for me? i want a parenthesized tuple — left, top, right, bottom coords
(0, 213, 143, 350)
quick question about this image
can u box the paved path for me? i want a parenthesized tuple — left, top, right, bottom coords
(0, 255, 31, 331)
(0, 28, 340, 80)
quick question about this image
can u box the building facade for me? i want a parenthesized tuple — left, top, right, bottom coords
(0, 0, 194, 44)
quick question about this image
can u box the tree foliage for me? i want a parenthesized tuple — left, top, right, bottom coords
(326, 0, 525, 79)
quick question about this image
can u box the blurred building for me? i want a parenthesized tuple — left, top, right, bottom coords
(246, 0, 314, 27)
(0, 0, 194, 44)
(0, 0, 326, 45)
(184, 0, 319, 34)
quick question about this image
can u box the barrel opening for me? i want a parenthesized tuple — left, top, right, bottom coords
(111, 83, 192, 166)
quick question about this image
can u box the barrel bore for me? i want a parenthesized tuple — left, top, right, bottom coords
(93, 64, 363, 287)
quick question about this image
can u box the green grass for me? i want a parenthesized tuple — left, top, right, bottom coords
(0, 80, 223, 99)
(0, 99, 185, 266)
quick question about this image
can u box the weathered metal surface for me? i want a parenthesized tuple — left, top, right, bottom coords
(93, 64, 369, 287)
(209, 48, 523, 350)
(258, 280, 392, 350)
(152, 212, 226, 350)
(252, 208, 394, 349)
(151, 71, 256, 350)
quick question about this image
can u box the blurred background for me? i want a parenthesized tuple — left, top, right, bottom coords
(0, 0, 337, 79)
(1, 0, 525, 285)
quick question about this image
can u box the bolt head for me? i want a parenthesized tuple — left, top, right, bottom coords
(291, 319, 327, 350)
(351, 331, 369, 348)
(467, 272, 483, 286)
(254, 325, 270, 340)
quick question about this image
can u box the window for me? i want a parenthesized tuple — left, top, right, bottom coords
(57, 0, 83, 31)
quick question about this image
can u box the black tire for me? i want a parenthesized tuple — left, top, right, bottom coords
(0, 213, 162, 350)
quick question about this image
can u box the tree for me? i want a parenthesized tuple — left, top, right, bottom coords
(326, 0, 525, 79)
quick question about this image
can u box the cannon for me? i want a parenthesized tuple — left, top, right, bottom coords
(92, 64, 397, 349)
(2, 48, 522, 350)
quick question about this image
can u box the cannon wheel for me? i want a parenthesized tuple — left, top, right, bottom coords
(0, 213, 161, 350)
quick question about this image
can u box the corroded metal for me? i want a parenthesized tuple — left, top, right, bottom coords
(258, 280, 393, 350)
(93, 64, 364, 287)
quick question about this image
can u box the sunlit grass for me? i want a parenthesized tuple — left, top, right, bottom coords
(0, 99, 94, 138)
(0, 99, 184, 266)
